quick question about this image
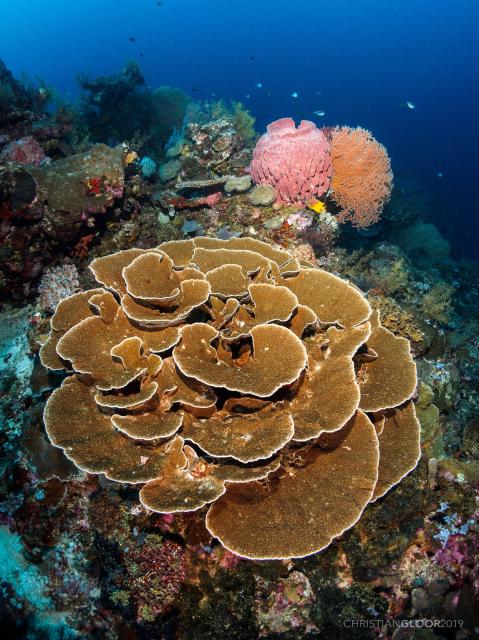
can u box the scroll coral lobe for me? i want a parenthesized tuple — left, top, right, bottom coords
(41, 237, 419, 560)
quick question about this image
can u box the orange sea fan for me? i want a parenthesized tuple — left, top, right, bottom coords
(330, 126, 393, 228)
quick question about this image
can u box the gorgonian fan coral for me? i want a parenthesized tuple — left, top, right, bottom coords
(330, 126, 393, 228)
(41, 237, 420, 559)
(250, 118, 332, 204)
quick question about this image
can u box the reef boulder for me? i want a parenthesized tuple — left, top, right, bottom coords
(29, 144, 124, 240)
(0, 135, 48, 166)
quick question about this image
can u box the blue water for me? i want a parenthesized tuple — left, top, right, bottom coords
(1, 0, 478, 256)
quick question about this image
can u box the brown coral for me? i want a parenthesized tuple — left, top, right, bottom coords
(370, 295, 424, 344)
(41, 237, 419, 559)
(330, 126, 393, 228)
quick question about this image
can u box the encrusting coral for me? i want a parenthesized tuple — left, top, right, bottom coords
(41, 237, 420, 560)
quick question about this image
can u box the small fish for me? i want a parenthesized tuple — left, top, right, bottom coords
(249, 56, 255, 61)
(256, 82, 262, 88)
(437, 172, 443, 178)
(139, 52, 144, 57)
(291, 91, 299, 98)
(129, 37, 136, 42)
(406, 101, 415, 110)
(307, 199, 326, 214)
(313, 110, 325, 117)
(245, 93, 251, 99)
(124, 150, 138, 166)
(314, 90, 321, 95)
(156, 1, 163, 6)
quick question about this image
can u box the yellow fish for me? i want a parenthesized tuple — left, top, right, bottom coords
(124, 150, 138, 166)
(306, 199, 326, 214)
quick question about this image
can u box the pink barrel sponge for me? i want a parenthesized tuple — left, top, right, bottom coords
(250, 118, 332, 204)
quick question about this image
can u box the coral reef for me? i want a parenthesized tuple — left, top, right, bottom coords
(37, 263, 80, 313)
(0, 527, 72, 637)
(370, 295, 424, 345)
(202, 99, 256, 146)
(78, 61, 149, 144)
(0, 59, 37, 124)
(384, 178, 433, 225)
(420, 283, 455, 325)
(0, 142, 125, 299)
(30, 143, 125, 239)
(186, 118, 243, 169)
(139, 155, 157, 179)
(159, 158, 181, 182)
(0, 58, 70, 147)
(330, 126, 393, 228)
(373, 258, 410, 295)
(150, 85, 194, 148)
(0, 135, 49, 166)
(1, 55, 479, 640)
(255, 570, 317, 635)
(396, 221, 451, 267)
(299, 211, 340, 255)
(78, 64, 194, 159)
(120, 534, 186, 622)
(249, 183, 276, 206)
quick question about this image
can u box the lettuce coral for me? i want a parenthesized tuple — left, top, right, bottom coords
(41, 237, 420, 559)
(330, 126, 393, 228)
